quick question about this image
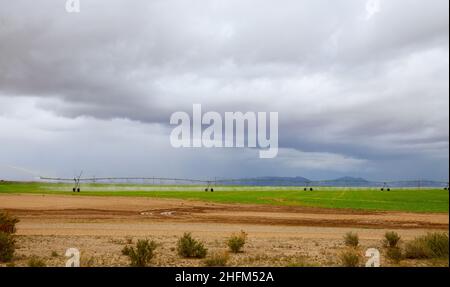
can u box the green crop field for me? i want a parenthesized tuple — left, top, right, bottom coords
(0, 182, 448, 213)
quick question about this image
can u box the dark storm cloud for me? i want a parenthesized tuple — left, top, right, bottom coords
(0, 0, 448, 179)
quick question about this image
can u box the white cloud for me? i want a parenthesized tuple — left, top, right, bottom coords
(365, 0, 381, 20)
(0, 0, 448, 180)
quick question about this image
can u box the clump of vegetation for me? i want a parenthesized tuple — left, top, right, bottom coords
(343, 232, 359, 247)
(51, 251, 59, 257)
(0, 212, 19, 263)
(404, 239, 431, 259)
(404, 232, 449, 259)
(423, 232, 449, 258)
(203, 251, 229, 267)
(80, 254, 96, 267)
(286, 257, 318, 267)
(383, 231, 403, 264)
(227, 231, 247, 253)
(177, 233, 207, 259)
(0, 212, 19, 234)
(339, 249, 361, 267)
(27, 256, 46, 267)
(384, 231, 401, 248)
(386, 247, 403, 264)
(122, 239, 158, 267)
(0, 231, 15, 262)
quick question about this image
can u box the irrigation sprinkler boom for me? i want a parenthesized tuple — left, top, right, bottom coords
(39, 175, 449, 192)
(40, 175, 215, 192)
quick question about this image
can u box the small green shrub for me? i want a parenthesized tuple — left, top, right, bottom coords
(203, 251, 229, 267)
(384, 231, 401, 248)
(404, 232, 449, 259)
(343, 232, 359, 247)
(340, 249, 361, 267)
(0, 231, 15, 262)
(122, 239, 158, 267)
(51, 251, 59, 257)
(177, 233, 207, 259)
(386, 247, 403, 264)
(28, 256, 46, 267)
(0, 212, 19, 234)
(227, 231, 247, 253)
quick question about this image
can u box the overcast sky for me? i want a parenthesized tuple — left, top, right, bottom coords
(0, 0, 448, 181)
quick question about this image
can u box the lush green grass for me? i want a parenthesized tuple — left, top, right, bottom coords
(0, 182, 448, 213)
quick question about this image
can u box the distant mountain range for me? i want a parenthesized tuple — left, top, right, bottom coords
(216, 176, 448, 188)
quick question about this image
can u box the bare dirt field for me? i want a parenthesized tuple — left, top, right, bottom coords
(0, 194, 448, 267)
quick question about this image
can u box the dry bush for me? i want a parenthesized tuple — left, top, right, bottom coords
(404, 232, 449, 259)
(80, 254, 96, 267)
(0, 231, 15, 262)
(343, 232, 359, 248)
(0, 212, 18, 263)
(286, 256, 318, 267)
(177, 233, 207, 259)
(383, 231, 401, 248)
(122, 239, 158, 267)
(340, 249, 361, 267)
(423, 232, 449, 259)
(227, 231, 247, 253)
(27, 256, 46, 267)
(203, 251, 229, 267)
(386, 247, 403, 264)
(0, 212, 19, 234)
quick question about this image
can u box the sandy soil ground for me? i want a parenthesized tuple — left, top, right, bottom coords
(0, 194, 448, 267)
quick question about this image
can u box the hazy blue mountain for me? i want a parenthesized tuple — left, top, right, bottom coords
(218, 176, 311, 186)
(320, 177, 372, 187)
(215, 176, 447, 188)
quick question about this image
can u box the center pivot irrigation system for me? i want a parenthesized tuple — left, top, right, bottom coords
(41, 173, 219, 192)
(40, 173, 450, 193)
